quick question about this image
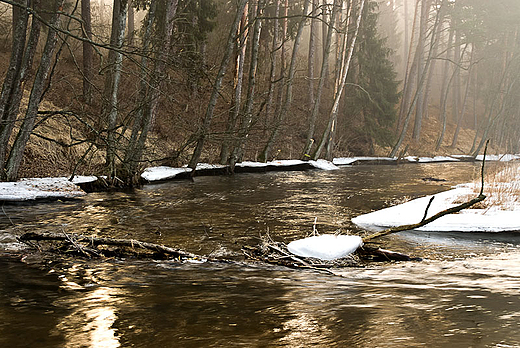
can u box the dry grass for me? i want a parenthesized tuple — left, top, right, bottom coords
(453, 161, 520, 211)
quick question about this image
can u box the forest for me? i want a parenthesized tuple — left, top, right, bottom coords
(0, 0, 519, 187)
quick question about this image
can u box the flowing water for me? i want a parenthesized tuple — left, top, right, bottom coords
(1, 163, 520, 347)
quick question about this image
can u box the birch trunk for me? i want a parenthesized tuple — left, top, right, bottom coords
(312, 0, 365, 160)
(301, 0, 339, 159)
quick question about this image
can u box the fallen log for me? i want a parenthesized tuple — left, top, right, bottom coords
(18, 231, 202, 260)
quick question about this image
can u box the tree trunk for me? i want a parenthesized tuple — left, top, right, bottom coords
(262, 0, 280, 138)
(82, 0, 93, 104)
(259, 0, 310, 162)
(312, 0, 364, 160)
(219, 2, 249, 164)
(127, 0, 134, 45)
(411, 0, 432, 141)
(301, 0, 339, 159)
(403, 0, 409, 78)
(308, 0, 318, 107)
(188, 0, 249, 170)
(0, 0, 29, 174)
(123, 0, 178, 185)
(451, 45, 474, 148)
(435, 43, 468, 151)
(5, 0, 64, 181)
(390, 1, 443, 157)
(395, 0, 419, 132)
(229, 0, 264, 169)
(104, 0, 128, 180)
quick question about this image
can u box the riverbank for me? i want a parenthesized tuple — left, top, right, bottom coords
(1, 155, 519, 202)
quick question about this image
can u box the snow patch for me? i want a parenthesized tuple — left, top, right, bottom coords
(405, 156, 460, 163)
(352, 186, 520, 233)
(309, 159, 339, 170)
(475, 154, 520, 162)
(333, 157, 396, 165)
(141, 166, 192, 181)
(0, 177, 86, 201)
(287, 234, 363, 260)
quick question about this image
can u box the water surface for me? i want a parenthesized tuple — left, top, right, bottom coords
(1, 163, 519, 347)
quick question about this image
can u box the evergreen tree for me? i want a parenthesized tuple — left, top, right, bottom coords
(342, 0, 400, 154)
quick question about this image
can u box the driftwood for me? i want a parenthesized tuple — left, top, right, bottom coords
(18, 231, 202, 261)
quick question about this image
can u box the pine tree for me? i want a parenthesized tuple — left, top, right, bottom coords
(343, 0, 400, 153)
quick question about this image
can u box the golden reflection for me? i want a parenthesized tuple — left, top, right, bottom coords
(56, 281, 122, 348)
(278, 312, 332, 346)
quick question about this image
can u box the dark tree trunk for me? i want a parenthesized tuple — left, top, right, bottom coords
(188, 0, 249, 170)
(81, 0, 93, 104)
(5, 0, 64, 181)
(0, 0, 29, 174)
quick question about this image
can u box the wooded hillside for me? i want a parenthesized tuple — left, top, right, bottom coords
(0, 0, 518, 185)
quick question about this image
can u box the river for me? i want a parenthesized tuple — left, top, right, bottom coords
(1, 162, 520, 347)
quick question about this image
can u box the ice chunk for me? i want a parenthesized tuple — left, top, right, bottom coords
(287, 234, 363, 260)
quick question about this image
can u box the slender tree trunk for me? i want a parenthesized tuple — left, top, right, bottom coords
(301, 0, 339, 159)
(390, 1, 443, 157)
(451, 30, 461, 124)
(471, 75, 514, 157)
(411, 0, 432, 140)
(321, 0, 330, 86)
(259, 0, 310, 162)
(312, 0, 365, 160)
(5, 0, 64, 181)
(82, 0, 93, 104)
(104, 0, 128, 179)
(123, 0, 178, 185)
(438, 25, 453, 121)
(263, 0, 280, 137)
(188, 0, 249, 170)
(308, 0, 318, 107)
(0, 0, 29, 174)
(127, 0, 134, 45)
(451, 45, 475, 148)
(230, 0, 264, 169)
(219, 2, 249, 164)
(436, 43, 468, 151)
(396, 0, 419, 132)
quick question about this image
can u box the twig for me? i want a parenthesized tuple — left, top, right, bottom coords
(421, 196, 435, 223)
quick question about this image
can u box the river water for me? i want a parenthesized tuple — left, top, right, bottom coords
(1, 163, 520, 347)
